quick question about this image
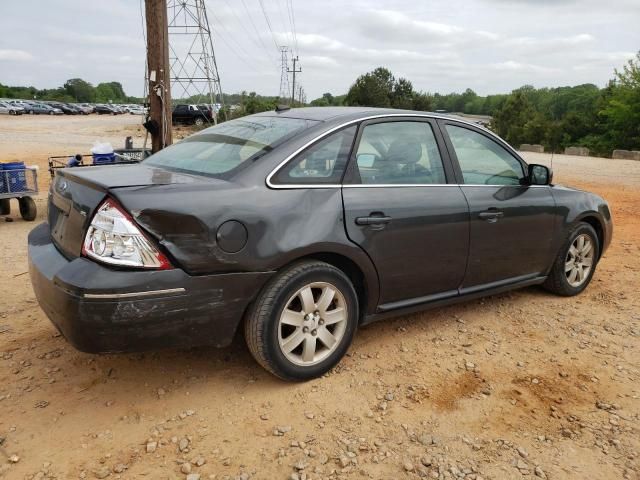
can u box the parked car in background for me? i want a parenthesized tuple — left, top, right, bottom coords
(197, 104, 214, 118)
(94, 105, 118, 115)
(66, 104, 85, 114)
(49, 102, 78, 115)
(28, 107, 613, 381)
(70, 104, 90, 115)
(172, 104, 212, 126)
(75, 104, 95, 114)
(25, 103, 63, 115)
(8, 100, 31, 109)
(0, 101, 24, 115)
(128, 105, 147, 115)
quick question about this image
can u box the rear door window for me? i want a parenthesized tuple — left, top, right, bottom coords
(353, 121, 447, 185)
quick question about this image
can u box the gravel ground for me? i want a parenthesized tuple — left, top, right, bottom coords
(0, 115, 638, 480)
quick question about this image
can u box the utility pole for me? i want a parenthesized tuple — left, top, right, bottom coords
(145, 0, 172, 152)
(287, 56, 301, 106)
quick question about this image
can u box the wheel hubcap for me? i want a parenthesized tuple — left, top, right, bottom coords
(277, 282, 347, 366)
(565, 234, 594, 287)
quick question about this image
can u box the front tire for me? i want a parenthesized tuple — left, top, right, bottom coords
(244, 261, 359, 381)
(543, 222, 599, 296)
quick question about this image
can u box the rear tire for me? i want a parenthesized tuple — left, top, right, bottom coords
(195, 117, 204, 126)
(543, 222, 599, 296)
(18, 197, 37, 221)
(244, 261, 358, 381)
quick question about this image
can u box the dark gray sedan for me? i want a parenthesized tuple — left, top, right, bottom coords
(28, 107, 612, 380)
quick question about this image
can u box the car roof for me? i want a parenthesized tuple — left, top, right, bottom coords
(251, 106, 471, 124)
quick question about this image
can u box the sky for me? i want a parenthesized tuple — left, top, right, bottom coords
(0, 0, 638, 100)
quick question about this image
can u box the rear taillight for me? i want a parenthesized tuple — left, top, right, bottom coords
(82, 198, 172, 270)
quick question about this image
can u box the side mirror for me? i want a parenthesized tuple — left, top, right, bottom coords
(528, 164, 553, 185)
(356, 153, 376, 168)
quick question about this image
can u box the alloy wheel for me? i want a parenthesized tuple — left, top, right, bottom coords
(277, 282, 348, 366)
(565, 234, 594, 287)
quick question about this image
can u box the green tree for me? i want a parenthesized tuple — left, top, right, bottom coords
(391, 78, 414, 109)
(412, 92, 433, 112)
(237, 91, 277, 115)
(344, 67, 396, 107)
(600, 52, 640, 151)
(63, 78, 95, 102)
(310, 92, 344, 106)
(491, 90, 536, 146)
(95, 82, 127, 103)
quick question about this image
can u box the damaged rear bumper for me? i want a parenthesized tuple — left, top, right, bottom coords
(28, 223, 273, 353)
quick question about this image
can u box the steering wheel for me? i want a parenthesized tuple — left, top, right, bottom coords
(485, 169, 518, 185)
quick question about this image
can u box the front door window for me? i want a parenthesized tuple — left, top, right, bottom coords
(445, 125, 525, 186)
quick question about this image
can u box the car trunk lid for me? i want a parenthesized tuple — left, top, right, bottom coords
(47, 164, 213, 259)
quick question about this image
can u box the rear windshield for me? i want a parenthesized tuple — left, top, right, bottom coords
(144, 116, 316, 178)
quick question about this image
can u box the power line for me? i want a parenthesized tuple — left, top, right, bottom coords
(206, 4, 271, 69)
(206, 15, 263, 72)
(240, 0, 279, 59)
(219, 0, 279, 66)
(257, 0, 281, 51)
(287, 0, 299, 56)
(274, 0, 293, 48)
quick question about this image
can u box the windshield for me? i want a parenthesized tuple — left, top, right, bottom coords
(145, 116, 316, 178)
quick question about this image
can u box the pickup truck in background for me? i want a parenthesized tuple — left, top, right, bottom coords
(172, 104, 213, 126)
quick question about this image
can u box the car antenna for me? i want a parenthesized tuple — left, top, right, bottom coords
(275, 104, 291, 112)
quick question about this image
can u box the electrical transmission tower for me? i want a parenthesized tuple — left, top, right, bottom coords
(167, 0, 224, 122)
(278, 46, 290, 103)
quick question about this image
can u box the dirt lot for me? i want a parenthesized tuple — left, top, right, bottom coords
(0, 115, 638, 480)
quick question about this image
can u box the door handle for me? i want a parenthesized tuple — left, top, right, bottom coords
(355, 214, 392, 226)
(478, 210, 504, 221)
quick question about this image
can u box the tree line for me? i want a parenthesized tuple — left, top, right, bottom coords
(310, 53, 640, 157)
(0, 78, 141, 104)
(3, 52, 638, 156)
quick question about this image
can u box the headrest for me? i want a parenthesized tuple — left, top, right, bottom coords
(386, 140, 422, 164)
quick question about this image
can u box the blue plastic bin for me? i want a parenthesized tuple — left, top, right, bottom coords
(0, 165, 5, 194)
(2, 162, 27, 192)
(92, 153, 116, 165)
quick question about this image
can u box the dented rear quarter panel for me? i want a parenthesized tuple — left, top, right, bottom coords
(113, 179, 380, 315)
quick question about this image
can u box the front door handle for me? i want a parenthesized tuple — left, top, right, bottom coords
(355, 214, 392, 226)
(478, 210, 504, 221)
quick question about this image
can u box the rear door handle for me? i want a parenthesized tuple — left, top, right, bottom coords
(478, 210, 504, 221)
(355, 214, 392, 226)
